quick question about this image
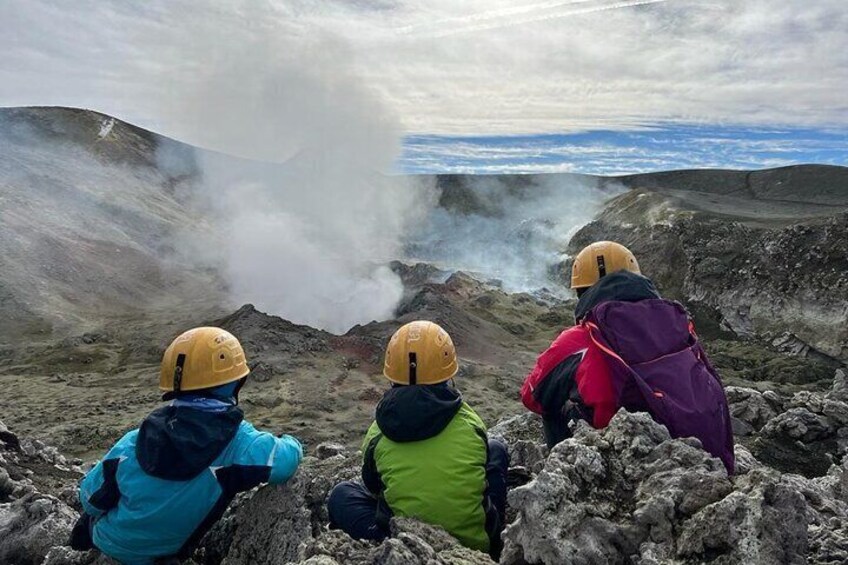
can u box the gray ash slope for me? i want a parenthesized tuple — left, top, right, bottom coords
(1, 106, 848, 563)
(0, 106, 221, 343)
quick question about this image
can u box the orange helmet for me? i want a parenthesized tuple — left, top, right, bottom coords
(571, 241, 640, 290)
(160, 327, 249, 394)
(383, 321, 458, 385)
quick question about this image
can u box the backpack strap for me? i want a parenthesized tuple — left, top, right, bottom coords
(583, 321, 629, 366)
(583, 321, 667, 402)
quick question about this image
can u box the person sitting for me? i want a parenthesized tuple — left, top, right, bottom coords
(70, 327, 303, 564)
(521, 241, 735, 473)
(327, 320, 509, 559)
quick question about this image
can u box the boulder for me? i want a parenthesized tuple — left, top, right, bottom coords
(831, 369, 848, 402)
(501, 410, 848, 565)
(488, 413, 549, 474)
(294, 519, 493, 565)
(0, 493, 78, 565)
(725, 386, 782, 430)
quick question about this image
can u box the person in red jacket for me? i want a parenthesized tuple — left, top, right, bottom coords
(521, 241, 659, 447)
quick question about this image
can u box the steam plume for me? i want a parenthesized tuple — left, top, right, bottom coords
(166, 34, 436, 333)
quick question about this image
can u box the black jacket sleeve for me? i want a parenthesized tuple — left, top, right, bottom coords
(535, 353, 593, 448)
(361, 434, 384, 495)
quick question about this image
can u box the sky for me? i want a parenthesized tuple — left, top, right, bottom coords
(1, 0, 847, 174)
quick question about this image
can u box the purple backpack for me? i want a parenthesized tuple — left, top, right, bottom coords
(584, 298, 735, 474)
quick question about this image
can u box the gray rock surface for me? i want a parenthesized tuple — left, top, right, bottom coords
(196, 444, 495, 565)
(488, 412, 549, 474)
(0, 492, 79, 565)
(4, 381, 848, 565)
(501, 410, 848, 565)
(750, 377, 848, 477)
(831, 369, 848, 401)
(726, 386, 783, 430)
(293, 519, 494, 565)
(0, 420, 82, 565)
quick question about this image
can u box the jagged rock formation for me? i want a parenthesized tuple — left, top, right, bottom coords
(745, 373, 848, 478)
(725, 370, 848, 478)
(0, 420, 82, 565)
(502, 410, 848, 564)
(489, 413, 549, 476)
(200, 391, 848, 564)
(6, 369, 848, 565)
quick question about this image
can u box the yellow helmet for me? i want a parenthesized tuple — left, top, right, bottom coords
(571, 241, 641, 289)
(383, 321, 458, 385)
(160, 327, 250, 394)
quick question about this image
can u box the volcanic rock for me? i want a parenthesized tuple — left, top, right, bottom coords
(501, 410, 848, 565)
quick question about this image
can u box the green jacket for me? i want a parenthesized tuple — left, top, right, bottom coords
(361, 384, 492, 553)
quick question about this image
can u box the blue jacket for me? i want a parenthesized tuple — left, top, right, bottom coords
(78, 401, 302, 564)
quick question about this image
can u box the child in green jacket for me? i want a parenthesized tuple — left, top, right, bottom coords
(327, 321, 509, 559)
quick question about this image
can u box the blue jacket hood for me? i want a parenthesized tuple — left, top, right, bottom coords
(136, 404, 244, 480)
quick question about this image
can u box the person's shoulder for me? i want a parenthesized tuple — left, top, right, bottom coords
(456, 402, 486, 432)
(558, 323, 587, 336)
(237, 419, 258, 433)
(361, 420, 383, 455)
(363, 420, 382, 442)
(233, 419, 272, 444)
(552, 323, 590, 347)
(104, 428, 140, 458)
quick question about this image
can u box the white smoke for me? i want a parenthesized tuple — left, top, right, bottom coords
(406, 175, 624, 293)
(165, 34, 436, 333)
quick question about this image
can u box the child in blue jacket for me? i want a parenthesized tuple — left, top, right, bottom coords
(70, 327, 303, 564)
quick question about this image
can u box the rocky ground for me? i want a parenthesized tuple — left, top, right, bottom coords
(4, 368, 848, 564)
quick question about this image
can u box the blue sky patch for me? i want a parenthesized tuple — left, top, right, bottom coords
(399, 124, 848, 175)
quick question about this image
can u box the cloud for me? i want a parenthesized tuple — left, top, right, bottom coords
(395, 0, 674, 38)
(1, 0, 846, 143)
(400, 125, 848, 174)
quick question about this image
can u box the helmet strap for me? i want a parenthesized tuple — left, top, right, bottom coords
(596, 255, 607, 278)
(408, 353, 417, 385)
(173, 353, 186, 394)
(232, 376, 247, 405)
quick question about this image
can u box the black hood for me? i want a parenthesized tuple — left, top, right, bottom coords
(574, 270, 661, 322)
(136, 404, 244, 481)
(375, 383, 463, 443)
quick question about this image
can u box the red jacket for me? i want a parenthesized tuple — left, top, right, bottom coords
(522, 271, 662, 434)
(521, 324, 617, 429)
